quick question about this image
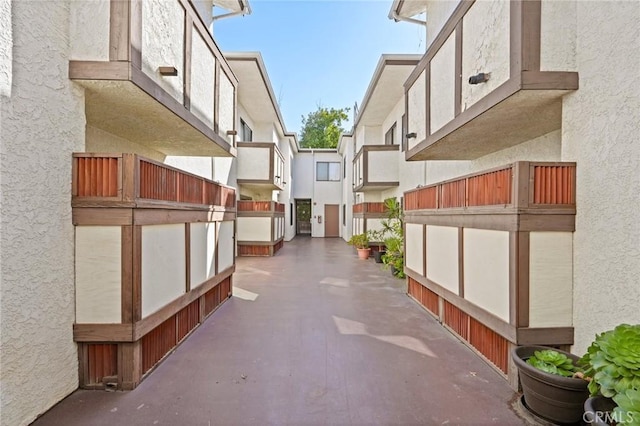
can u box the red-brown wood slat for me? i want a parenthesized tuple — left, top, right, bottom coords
(75, 156, 120, 197)
(86, 343, 118, 385)
(440, 179, 466, 208)
(469, 318, 509, 374)
(532, 164, 575, 204)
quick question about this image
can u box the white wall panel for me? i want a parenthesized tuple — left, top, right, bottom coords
(69, 0, 110, 61)
(407, 70, 427, 150)
(141, 224, 186, 317)
(430, 33, 456, 134)
(238, 146, 270, 180)
(406, 224, 424, 275)
(75, 226, 121, 323)
(426, 226, 459, 294)
(189, 26, 215, 127)
(190, 222, 216, 288)
(217, 221, 235, 271)
(237, 217, 271, 242)
(368, 150, 398, 182)
(463, 228, 510, 322)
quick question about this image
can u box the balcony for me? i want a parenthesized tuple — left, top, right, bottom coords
(405, 0, 579, 160)
(237, 142, 285, 191)
(353, 145, 400, 192)
(72, 153, 236, 390)
(68, 0, 237, 157)
(403, 161, 576, 383)
(352, 202, 388, 237)
(237, 201, 286, 256)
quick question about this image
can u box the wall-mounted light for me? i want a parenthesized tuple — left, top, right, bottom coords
(468, 72, 490, 85)
(158, 66, 178, 76)
(406, 132, 417, 139)
(226, 130, 238, 136)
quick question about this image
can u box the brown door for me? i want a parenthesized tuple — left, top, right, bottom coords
(324, 204, 339, 237)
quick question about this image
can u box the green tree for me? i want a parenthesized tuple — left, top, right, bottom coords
(299, 106, 350, 148)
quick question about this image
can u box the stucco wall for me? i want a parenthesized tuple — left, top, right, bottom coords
(69, 0, 110, 61)
(368, 150, 398, 182)
(141, 0, 185, 104)
(561, 1, 640, 354)
(237, 146, 270, 180)
(86, 126, 165, 162)
(407, 69, 426, 149)
(405, 223, 424, 275)
(430, 33, 456, 133)
(190, 222, 217, 288)
(218, 70, 235, 143)
(164, 155, 214, 180)
(0, 2, 86, 424)
(540, 0, 577, 72)
(217, 221, 235, 271)
(292, 152, 314, 198)
(426, 226, 459, 295)
(237, 217, 272, 242)
(189, 25, 215, 128)
(425, 0, 460, 49)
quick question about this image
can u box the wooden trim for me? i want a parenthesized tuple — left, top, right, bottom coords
(237, 239, 284, 246)
(122, 226, 134, 323)
(213, 61, 221, 134)
(183, 14, 193, 110)
(510, 0, 523, 79)
(268, 143, 275, 183)
(517, 327, 574, 345)
(134, 266, 234, 339)
(521, 71, 579, 90)
(78, 344, 89, 388)
(514, 161, 530, 209)
(122, 153, 136, 202)
(214, 222, 220, 275)
(509, 232, 530, 327)
(520, 0, 541, 72)
(133, 209, 234, 226)
(185, 223, 191, 292)
(458, 227, 464, 297)
(74, 324, 134, 342)
(129, 0, 142, 69)
(454, 20, 463, 117)
(118, 341, 141, 390)
(109, 0, 130, 62)
(69, 61, 130, 80)
(73, 208, 133, 226)
(405, 211, 574, 232)
(407, 270, 517, 342)
(425, 63, 431, 137)
(422, 224, 427, 277)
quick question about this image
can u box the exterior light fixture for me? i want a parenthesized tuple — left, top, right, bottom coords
(158, 66, 178, 76)
(226, 130, 237, 136)
(468, 72, 490, 84)
(406, 132, 417, 139)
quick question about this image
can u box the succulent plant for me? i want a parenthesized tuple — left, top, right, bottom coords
(580, 324, 640, 424)
(526, 349, 581, 377)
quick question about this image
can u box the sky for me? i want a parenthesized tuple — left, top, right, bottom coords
(213, 1, 425, 135)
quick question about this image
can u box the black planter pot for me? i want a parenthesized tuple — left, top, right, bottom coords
(374, 250, 386, 263)
(584, 396, 617, 425)
(512, 346, 589, 424)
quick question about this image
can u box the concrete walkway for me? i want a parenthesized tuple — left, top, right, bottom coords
(34, 237, 528, 425)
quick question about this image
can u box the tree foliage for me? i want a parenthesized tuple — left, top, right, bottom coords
(299, 106, 350, 148)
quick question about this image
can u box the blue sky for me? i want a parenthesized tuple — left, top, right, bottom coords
(213, 1, 425, 134)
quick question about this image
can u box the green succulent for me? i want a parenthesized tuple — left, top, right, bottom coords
(580, 324, 640, 424)
(526, 349, 580, 377)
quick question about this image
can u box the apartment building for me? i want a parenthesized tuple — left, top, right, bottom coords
(384, 0, 639, 386)
(1, 1, 247, 424)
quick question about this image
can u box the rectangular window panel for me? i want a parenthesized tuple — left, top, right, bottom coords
(385, 122, 396, 145)
(316, 162, 340, 181)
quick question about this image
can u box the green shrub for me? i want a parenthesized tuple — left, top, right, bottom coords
(526, 349, 581, 377)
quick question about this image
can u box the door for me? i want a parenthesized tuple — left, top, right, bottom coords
(295, 199, 311, 235)
(324, 204, 339, 237)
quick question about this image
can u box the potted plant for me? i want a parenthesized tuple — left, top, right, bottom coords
(376, 197, 405, 278)
(382, 236, 405, 278)
(367, 229, 386, 263)
(511, 346, 589, 424)
(581, 324, 640, 425)
(347, 233, 370, 260)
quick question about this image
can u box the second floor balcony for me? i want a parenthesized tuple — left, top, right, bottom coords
(69, 0, 237, 157)
(237, 142, 285, 190)
(404, 0, 579, 161)
(353, 145, 400, 192)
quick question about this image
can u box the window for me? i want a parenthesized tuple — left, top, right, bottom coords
(240, 119, 253, 142)
(343, 157, 346, 178)
(316, 162, 340, 181)
(385, 122, 396, 145)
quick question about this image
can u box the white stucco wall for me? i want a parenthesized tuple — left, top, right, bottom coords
(405, 223, 424, 275)
(189, 26, 215, 128)
(292, 152, 314, 198)
(463, 229, 510, 322)
(217, 221, 235, 271)
(1, 2, 86, 424)
(540, 0, 577, 72)
(407, 70, 426, 149)
(561, 1, 640, 354)
(426, 226, 459, 295)
(141, 0, 185, 104)
(141, 224, 186, 317)
(425, 1, 460, 49)
(87, 126, 165, 162)
(430, 33, 456, 133)
(218, 70, 235, 143)
(461, 0, 510, 111)
(237, 217, 272, 242)
(368, 150, 398, 183)
(311, 152, 343, 237)
(190, 222, 217, 288)
(237, 146, 271, 181)
(75, 226, 122, 323)
(69, 0, 110, 61)
(164, 155, 214, 180)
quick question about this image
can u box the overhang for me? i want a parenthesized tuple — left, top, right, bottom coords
(213, 0, 250, 14)
(388, 0, 428, 20)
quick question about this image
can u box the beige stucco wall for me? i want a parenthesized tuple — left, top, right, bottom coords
(141, 224, 186, 317)
(141, 0, 185, 104)
(75, 226, 122, 323)
(461, 0, 510, 111)
(425, 1, 460, 49)
(1, 2, 86, 424)
(529, 232, 573, 328)
(368, 150, 398, 182)
(237, 217, 272, 242)
(164, 155, 214, 180)
(237, 146, 270, 180)
(190, 222, 217, 288)
(69, 0, 110, 61)
(189, 25, 215, 128)
(430, 33, 456, 133)
(407, 69, 426, 149)
(405, 223, 424, 275)
(426, 226, 459, 295)
(463, 229, 510, 322)
(540, 0, 577, 72)
(561, 1, 640, 354)
(218, 70, 235, 143)
(217, 221, 235, 271)
(86, 126, 165, 162)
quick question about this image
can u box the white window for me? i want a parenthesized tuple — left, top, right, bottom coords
(240, 119, 253, 142)
(316, 162, 340, 181)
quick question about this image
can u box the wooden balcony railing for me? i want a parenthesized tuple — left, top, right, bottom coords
(404, 162, 575, 211)
(237, 201, 284, 213)
(73, 153, 236, 210)
(352, 202, 387, 214)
